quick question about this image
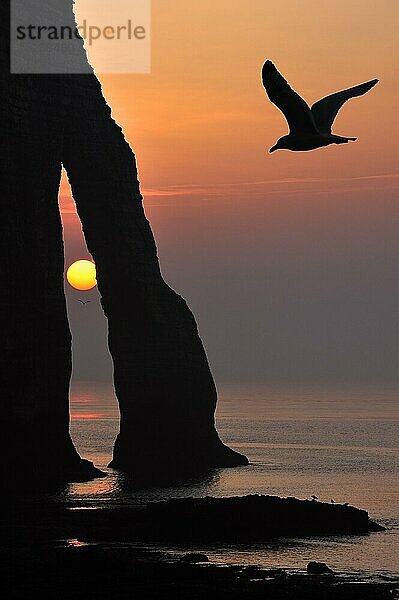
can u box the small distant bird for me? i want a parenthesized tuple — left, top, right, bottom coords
(311, 495, 318, 501)
(262, 60, 378, 153)
(331, 499, 335, 504)
(77, 299, 91, 306)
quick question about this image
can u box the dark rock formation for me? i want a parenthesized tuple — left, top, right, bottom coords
(307, 561, 334, 575)
(130, 495, 384, 542)
(3, 545, 397, 600)
(43, 495, 383, 546)
(0, 1, 247, 486)
(0, 4, 102, 487)
(180, 553, 209, 563)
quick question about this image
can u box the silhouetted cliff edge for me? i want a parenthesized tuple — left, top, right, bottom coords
(1, 0, 247, 486)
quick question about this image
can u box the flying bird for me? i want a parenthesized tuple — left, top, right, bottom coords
(77, 299, 91, 306)
(262, 60, 378, 153)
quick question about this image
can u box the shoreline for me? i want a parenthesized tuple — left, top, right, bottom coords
(3, 494, 397, 598)
(4, 543, 398, 600)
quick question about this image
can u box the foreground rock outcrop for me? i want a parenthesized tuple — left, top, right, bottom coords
(3, 545, 396, 600)
(74, 495, 383, 543)
(307, 561, 334, 574)
(4, 495, 384, 547)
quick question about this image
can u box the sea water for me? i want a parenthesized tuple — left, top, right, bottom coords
(64, 382, 398, 576)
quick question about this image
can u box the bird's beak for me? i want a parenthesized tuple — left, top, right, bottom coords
(269, 145, 278, 153)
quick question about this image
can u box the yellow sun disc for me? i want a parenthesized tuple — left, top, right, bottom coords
(66, 260, 97, 291)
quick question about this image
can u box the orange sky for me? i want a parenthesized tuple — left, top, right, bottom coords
(61, 0, 399, 385)
(61, 0, 398, 209)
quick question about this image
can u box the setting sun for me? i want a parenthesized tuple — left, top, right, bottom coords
(66, 260, 97, 291)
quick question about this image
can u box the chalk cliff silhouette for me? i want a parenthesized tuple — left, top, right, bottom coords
(0, 1, 247, 486)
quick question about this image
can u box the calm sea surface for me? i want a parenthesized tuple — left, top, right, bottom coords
(63, 383, 398, 576)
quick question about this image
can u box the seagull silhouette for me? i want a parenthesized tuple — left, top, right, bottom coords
(77, 299, 91, 306)
(262, 60, 378, 153)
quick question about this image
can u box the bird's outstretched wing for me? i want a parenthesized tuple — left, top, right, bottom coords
(311, 79, 378, 133)
(262, 60, 318, 135)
